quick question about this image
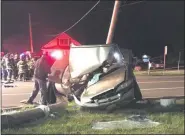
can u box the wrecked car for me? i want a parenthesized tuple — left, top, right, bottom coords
(48, 44, 142, 110)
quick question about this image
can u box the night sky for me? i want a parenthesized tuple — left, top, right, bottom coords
(1, 1, 184, 57)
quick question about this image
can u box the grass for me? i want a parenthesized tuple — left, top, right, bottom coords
(134, 69, 184, 76)
(1, 100, 184, 135)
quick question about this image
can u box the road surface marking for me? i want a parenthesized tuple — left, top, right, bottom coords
(2, 87, 184, 95)
(2, 79, 184, 88)
(136, 76, 184, 79)
(138, 80, 184, 84)
(142, 87, 184, 91)
(2, 93, 41, 96)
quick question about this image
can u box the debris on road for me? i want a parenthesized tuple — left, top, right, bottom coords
(92, 115, 160, 130)
(160, 98, 176, 107)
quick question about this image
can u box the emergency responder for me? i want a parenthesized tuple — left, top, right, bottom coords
(13, 53, 19, 80)
(17, 54, 28, 81)
(1, 56, 7, 81)
(28, 58, 36, 79)
(5, 53, 14, 82)
(26, 55, 32, 80)
(21, 52, 51, 105)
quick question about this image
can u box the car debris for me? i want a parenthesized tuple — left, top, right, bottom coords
(92, 115, 160, 130)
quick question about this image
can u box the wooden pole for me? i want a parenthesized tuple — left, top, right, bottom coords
(178, 52, 181, 71)
(163, 46, 167, 75)
(29, 13, 34, 53)
(1, 102, 67, 129)
(106, 0, 121, 44)
(163, 54, 166, 75)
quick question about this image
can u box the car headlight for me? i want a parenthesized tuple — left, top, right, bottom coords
(116, 79, 133, 92)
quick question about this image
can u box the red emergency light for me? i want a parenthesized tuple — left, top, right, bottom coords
(51, 50, 63, 60)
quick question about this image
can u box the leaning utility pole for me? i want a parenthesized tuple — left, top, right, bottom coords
(29, 13, 34, 53)
(106, 0, 121, 44)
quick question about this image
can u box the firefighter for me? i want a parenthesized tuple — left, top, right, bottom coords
(13, 53, 19, 80)
(29, 58, 36, 79)
(21, 52, 51, 105)
(5, 53, 14, 82)
(26, 55, 32, 80)
(17, 54, 28, 81)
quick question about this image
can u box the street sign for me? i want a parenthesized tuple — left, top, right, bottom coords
(164, 46, 167, 55)
(143, 58, 149, 63)
(142, 54, 149, 62)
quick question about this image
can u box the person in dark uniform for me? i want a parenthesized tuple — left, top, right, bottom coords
(21, 52, 51, 105)
(13, 53, 19, 80)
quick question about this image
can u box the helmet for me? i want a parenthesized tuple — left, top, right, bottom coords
(20, 53, 26, 60)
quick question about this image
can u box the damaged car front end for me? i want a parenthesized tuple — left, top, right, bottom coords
(54, 44, 142, 109)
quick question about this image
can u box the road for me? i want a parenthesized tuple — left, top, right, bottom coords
(1, 75, 184, 109)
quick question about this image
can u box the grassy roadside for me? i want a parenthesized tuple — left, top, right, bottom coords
(2, 100, 184, 135)
(134, 70, 184, 76)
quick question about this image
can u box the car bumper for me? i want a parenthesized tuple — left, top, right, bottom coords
(74, 87, 135, 108)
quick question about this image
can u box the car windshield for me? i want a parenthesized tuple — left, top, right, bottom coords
(105, 45, 125, 66)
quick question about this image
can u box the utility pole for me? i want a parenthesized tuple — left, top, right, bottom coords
(106, 0, 121, 44)
(29, 13, 34, 53)
(163, 46, 167, 75)
(178, 52, 181, 71)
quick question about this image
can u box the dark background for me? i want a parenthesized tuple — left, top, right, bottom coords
(1, 1, 184, 57)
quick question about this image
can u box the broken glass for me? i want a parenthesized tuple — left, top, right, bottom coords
(92, 115, 160, 130)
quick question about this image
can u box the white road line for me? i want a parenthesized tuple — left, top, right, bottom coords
(138, 80, 184, 84)
(142, 87, 184, 91)
(136, 76, 184, 79)
(2, 93, 41, 96)
(2, 80, 184, 88)
(2, 87, 184, 96)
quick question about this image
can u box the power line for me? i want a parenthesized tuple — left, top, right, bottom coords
(91, 1, 146, 13)
(48, 0, 100, 37)
(120, 1, 145, 8)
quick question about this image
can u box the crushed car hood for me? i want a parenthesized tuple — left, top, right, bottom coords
(69, 45, 111, 79)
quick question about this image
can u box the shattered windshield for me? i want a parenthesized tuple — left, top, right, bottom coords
(103, 45, 125, 70)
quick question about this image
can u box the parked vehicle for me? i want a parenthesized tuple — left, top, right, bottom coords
(47, 44, 143, 110)
(134, 61, 148, 71)
(151, 60, 164, 69)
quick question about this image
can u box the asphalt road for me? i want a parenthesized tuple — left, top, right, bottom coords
(1, 75, 184, 109)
